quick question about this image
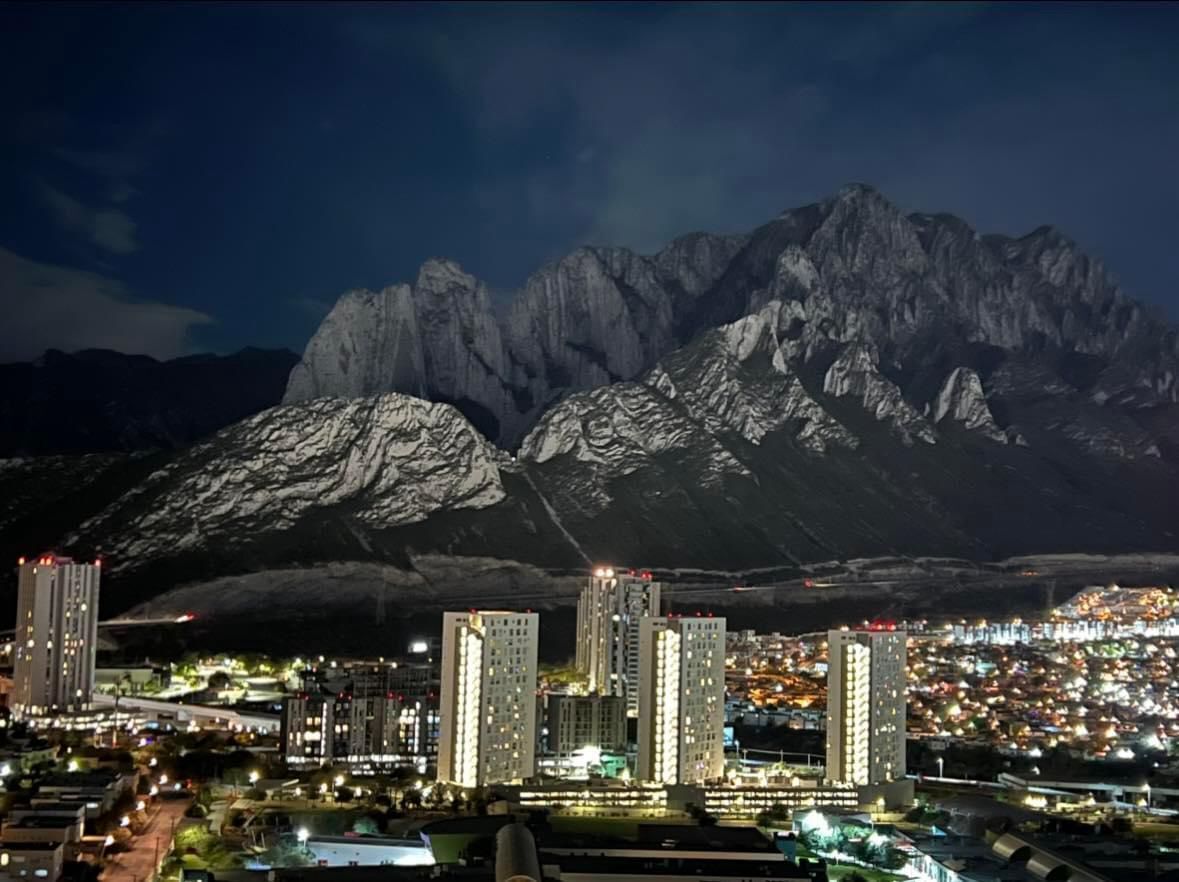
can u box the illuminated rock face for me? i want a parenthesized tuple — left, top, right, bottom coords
(68, 394, 506, 565)
(284, 185, 1177, 451)
(21, 185, 1179, 599)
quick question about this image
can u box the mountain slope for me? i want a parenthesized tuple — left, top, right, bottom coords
(284, 186, 1177, 449)
(0, 347, 298, 456)
(51, 299, 1178, 615)
(5, 184, 1178, 616)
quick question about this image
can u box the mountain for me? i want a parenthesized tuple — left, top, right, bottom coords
(4, 185, 1178, 618)
(0, 347, 299, 456)
(283, 237, 748, 444)
(284, 185, 1177, 448)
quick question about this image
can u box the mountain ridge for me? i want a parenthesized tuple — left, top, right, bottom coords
(282, 184, 1178, 449)
(2, 184, 1176, 619)
(0, 347, 298, 456)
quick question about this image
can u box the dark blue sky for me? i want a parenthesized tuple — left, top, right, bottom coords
(1, 2, 1176, 360)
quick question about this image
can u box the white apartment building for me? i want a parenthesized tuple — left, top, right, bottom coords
(636, 616, 726, 785)
(825, 627, 907, 786)
(437, 611, 539, 787)
(575, 567, 661, 716)
(12, 555, 101, 718)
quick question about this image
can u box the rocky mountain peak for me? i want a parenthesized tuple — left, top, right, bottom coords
(284, 184, 1179, 450)
(823, 343, 937, 445)
(68, 393, 506, 569)
(932, 367, 1008, 444)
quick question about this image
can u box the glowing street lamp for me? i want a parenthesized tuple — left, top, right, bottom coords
(297, 828, 310, 844)
(119, 816, 130, 828)
(136, 801, 145, 811)
(248, 771, 260, 784)
(159, 774, 168, 785)
(333, 775, 344, 788)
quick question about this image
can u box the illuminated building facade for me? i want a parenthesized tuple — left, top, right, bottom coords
(575, 567, 661, 716)
(826, 627, 906, 785)
(497, 778, 858, 820)
(281, 660, 438, 772)
(438, 610, 539, 787)
(12, 555, 100, 718)
(281, 687, 403, 770)
(637, 616, 726, 785)
(388, 659, 441, 762)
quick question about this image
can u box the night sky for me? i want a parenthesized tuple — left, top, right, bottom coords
(1, 2, 1176, 361)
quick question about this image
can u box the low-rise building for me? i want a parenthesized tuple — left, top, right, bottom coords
(94, 666, 170, 696)
(0, 841, 65, 882)
(495, 777, 865, 820)
(0, 815, 83, 860)
(34, 769, 134, 819)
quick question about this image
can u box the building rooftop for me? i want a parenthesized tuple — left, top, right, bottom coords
(536, 824, 779, 855)
(546, 854, 818, 879)
(38, 769, 125, 788)
(4, 817, 78, 829)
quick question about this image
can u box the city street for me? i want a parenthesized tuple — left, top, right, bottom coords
(101, 798, 192, 882)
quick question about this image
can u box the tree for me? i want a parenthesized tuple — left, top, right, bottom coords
(259, 840, 313, 869)
(351, 816, 380, 835)
(208, 671, 233, 690)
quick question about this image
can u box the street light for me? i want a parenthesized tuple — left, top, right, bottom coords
(159, 774, 168, 785)
(136, 801, 145, 811)
(119, 816, 130, 828)
(150, 786, 159, 796)
(297, 828, 310, 844)
(248, 771, 260, 784)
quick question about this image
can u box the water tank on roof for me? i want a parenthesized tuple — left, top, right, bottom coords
(495, 823, 542, 882)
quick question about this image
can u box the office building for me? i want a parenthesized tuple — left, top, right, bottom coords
(12, 555, 100, 718)
(575, 567, 661, 716)
(542, 693, 627, 759)
(438, 611, 539, 787)
(637, 616, 726, 785)
(825, 626, 906, 786)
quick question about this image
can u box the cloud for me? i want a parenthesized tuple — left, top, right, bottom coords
(0, 247, 211, 362)
(39, 182, 139, 255)
(53, 147, 141, 179)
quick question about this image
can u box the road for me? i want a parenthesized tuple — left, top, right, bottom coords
(0, 616, 194, 642)
(102, 798, 191, 882)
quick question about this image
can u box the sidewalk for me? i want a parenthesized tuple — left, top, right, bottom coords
(102, 798, 192, 882)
